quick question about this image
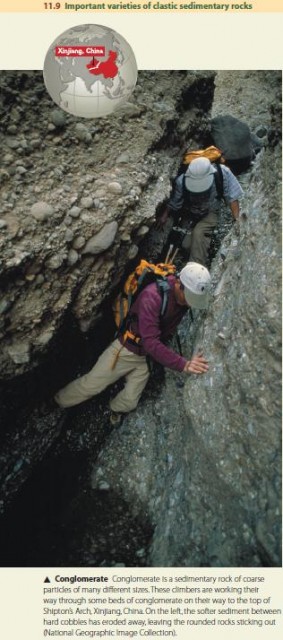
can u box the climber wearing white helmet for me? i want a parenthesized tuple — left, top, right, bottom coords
(55, 262, 210, 427)
(158, 156, 243, 266)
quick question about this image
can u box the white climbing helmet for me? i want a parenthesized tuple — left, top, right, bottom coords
(179, 262, 211, 309)
(185, 157, 217, 193)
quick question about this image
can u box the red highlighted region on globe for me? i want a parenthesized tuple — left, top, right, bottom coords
(86, 51, 118, 80)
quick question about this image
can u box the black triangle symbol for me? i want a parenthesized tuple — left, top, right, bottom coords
(44, 577, 51, 583)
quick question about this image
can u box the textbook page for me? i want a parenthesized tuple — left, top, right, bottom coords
(0, 2, 282, 640)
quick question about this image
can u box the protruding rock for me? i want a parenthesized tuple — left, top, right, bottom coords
(68, 206, 81, 218)
(116, 152, 130, 164)
(75, 123, 92, 143)
(80, 196, 93, 209)
(46, 253, 65, 270)
(50, 109, 67, 128)
(30, 202, 54, 222)
(137, 225, 149, 237)
(128, 244, 139, 260)
(72, 236, 86, 250)
(7, 342, 30, 364)
(82, 221, 118, 255)
(67, 249, 79, 266)
(108, 182, 123, 195)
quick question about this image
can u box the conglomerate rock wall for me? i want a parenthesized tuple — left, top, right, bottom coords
(91, 71, 282, 567)
(0, 69, 215, 514)
(0, 70, 281, 567)
(0, 70, 214, 380)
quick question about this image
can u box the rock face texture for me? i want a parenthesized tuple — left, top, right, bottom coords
(0, 70, 214, 379)
(0, 70, 281, 567)
(91, 72, 282, 567)
(0, 69, 216, 517)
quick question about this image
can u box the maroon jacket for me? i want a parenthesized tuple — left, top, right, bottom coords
(119, 275, 188, 372)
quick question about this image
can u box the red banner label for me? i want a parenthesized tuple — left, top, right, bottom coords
(55, 46, 105, 57)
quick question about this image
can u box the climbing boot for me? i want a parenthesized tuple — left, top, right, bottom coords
(109, 411, 123, 428)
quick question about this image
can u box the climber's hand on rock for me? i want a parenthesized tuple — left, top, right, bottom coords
(183, 352, 209, 375)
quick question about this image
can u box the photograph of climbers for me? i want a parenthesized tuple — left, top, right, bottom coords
(0, 69, 281, 568)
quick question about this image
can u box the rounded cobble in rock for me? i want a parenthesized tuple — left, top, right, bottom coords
(82, 221, 118, 255)
(80, 214, 93, 226)
(65, 229, 74, 242)
(68, 206, 81, 218)
(35, 274, 45, 286)
(108, 182, 123, 195)
(0, 170, 10, 184)
(30, 201, 54, 222)
(80, 196, 93, 209)
(83, 174, 95, 184)
(6, 138, 21, 150)
(128, 244, 139, 260)
(98, 481, 110, 491)
(72, 236, 86, 250)
(30, 138, 41, 149)
(115, 102, 142, 118)
(137, 225, 149, 237)
(0, 219, 8, 229)
(7, 125, 18, 135)
(10, 107, 21, 123)
(75, 123, 92, 143)
(46, 254, 65, 270)
(121, 232, 131, 242)
(93, 188, 106, 199)
(7, 342, 30, 364)
(256, 125, 268, 138)
(50, 109, 67, 128)
(67, 249, 79, 266)
(3, 154, 14, 164)
(35, 330, 54, 347)
(116, 152, 130, 164)
(0, 299, 11, 314)
(153, 101, 173, 113)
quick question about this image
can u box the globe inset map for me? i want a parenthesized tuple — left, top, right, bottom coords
(43, 24, 138, 118)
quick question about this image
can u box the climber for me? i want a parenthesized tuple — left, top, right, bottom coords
(54, 263, 210, 426)
(157, 157, 244, 266)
